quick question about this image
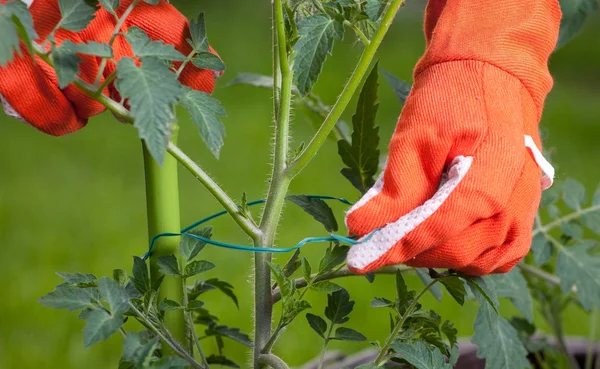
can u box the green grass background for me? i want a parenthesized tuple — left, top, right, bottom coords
(0, 1, 599, 368)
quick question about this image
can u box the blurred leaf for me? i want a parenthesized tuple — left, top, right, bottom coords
(333, 327, 367, 341)
(158, 299, 182, 312)
(490, 269, 534, 323)
(0, 1, 37, 65)
(319, 244, 349, 273)
(98, 277, 129, 314)
(531, 233, 554, 266)
(563, 178, 587, 210)
(179, 227, 212, 261)
(206, 355, 239, 368)
(188, 13, 209, 52)
(179, 86, 226, 159)
(325, 289, 354, 325)
(83, 309, 124, 348)
(556, 0, 598, 50)
(191, 52, 225, 72)
(283, 249, 302, 278)
(310, 281, 343, 293)
(301, 257, 312, 282)
(381, 68, 411, 104)
(306, 313, 327, 338)
(441, 320, 458, 349)
(439, 276, 466, 306)
(466, 276, 499, 312)
(39, 286, 94, 311)
(415, 268, 443, 301)
(51, 42, 82, 88)
(184, 260, 215, 278)
(582, 208, 600, 235)
(556, 240, 600, 310)
(287, 194, 338, 232)
(123, 333, 160, 367)
(116, 57, 181, 165)
(152, 356, 189, 369)
(471, 302, 530, 369)
(113, 269, 128, 286)
(57, 0, 98, 32)
(370, 297, 394, 308)
(57, 272, 97, 287)
(391, 341, 453, 369)
(157, 255, 180, 277)
(206, 325, 253, 347)
(126, 27, 185, 61)
(227, 73, 279, 89)
(190, 278, 238, 308)
(131, 256, 150, 295)
(98, 0, 119, 15)
(365, 0, 387, 22)
(338, 64, 380, 194)
(187, 300, 204, 310)
(293, 14, 344, 96)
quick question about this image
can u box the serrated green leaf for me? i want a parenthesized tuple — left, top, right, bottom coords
(158, 298, 182, 312)
(531, 233, 554, 266)
(319, 244, 349, 273)
(370, 297, 394, 308)
(365, 0, 386, 22)
(1, 1, 37, 60)
(125, 27, 186, 61)
(116, 57, 181, 165)
(325, 288, 354, 325)
(123, 333, 160, 367)
(131, 256, 149, 295)
(556, 241, 600, 310)
(39, 286, 94, 311)
(287, 194, 338, 232)
(561, 220, 584, 239)
(333, 327, 367, 341)
(56, 272, 97, 286)
(143, 0, 160, 4)
(0, 4, 20, 66)
(184, 260, 216, 277)
(157, 255, 180, 276)
(338, 64, 380, 194)
(556, 0, 598, 50)
(582, 208, 600, 235)
(178, 86, 226, 159)
(381, 68, 411, 104)
(593, 183, 600, 206)
(471, 302, 530, 369)
(282, 249, 302, 278)
(98, 0, 119, 15)
(415, 268, 443, 301)
(227, 73, 278, 89)
(206, 355, 239, 368)
(311, 281, 343, 293)
(57, 0, 98, 32)
(490, 269, 533, 323)
(466, 276, 499, 312)
(187, 300, 204, 311)
(441, 320, 458, 349)
(179, 227, 212, 261)
(98, 277, 129, 314)
(301, 257, 312, 282)
(306, 313, 327, 338)
(440, 276, 466, 306)
(152, 356, 189, 369)
(83, 309, 124, 347)
(191, 52, 225, 72)
(113, 269, 128, 286)
(391, 341, 453, 369)
(189, 278, 239, 308)
(208, 325, 253, 347)
(293, 14, 344, 96)
(51, 42, 82, 88)
(395, 270, 409, 302)
(189, 13, 209, 52)
(563, 178, 587, 210)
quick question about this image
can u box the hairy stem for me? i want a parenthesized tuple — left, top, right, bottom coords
(344, 20, 370, 46)
(374, 279, 439, 365)
(257, 354, 291, 369)
(143, 138, 186, 346)
(288, 0, 404, 177)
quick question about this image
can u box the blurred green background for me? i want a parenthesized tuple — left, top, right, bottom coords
(1, 1, 599, 368)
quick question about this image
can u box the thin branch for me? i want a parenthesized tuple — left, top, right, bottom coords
(272, 266, 412, 303)
(518, 263, 562, 286)
(344, 20, 370, 46)
(533, 204, 600, 237)
(258, 354, 291, 369)
(176, 49, 197, 78)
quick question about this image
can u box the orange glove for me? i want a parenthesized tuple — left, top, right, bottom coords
(345, 0, 560, 276)
(0, 0, 220, 136)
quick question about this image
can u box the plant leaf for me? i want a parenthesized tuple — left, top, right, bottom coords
(556, 0, 598, 50)
(158, 298, 182, 312)
(301, 257, 312, 283)
(98, 0, 119, 15)
(531, 233, 554, 266)
(466, 276, 499, 313)
(56, 272, 97, 287)
(325, 288, 354, 325)
(184, 260, 216, 278)
(188, 13, 209, 52)
(415, 268, 443, 301)
(391, 341, 453, 369)
(319, 244, 349, 273)
(83, 309, 124, 348)
(439, 276, 466, 306)
(311, 281, 343, 293)
(490, 269, 534, 322)
(556, 240, 600, 310)
(116, 57, 181, 165)
(282, 249, 302, 278)
(178, 86, 226, 159)
(206, 355, 239, 368)
(57, 0, 98, 32)
(287, 194, 338, 232)
(131, 256, 150, 295)
(333, 327, 367, 341)
(306, 313, 327, 338)
(126, 27, 186, 61)
(157, 255, 180, 277)
(365, 0, 387, 22)
(191, 52, 225, 72)
(179, 227, 212, 261)
(471, 302, 530, 369)
(39, 286, 94, 311)
(98, 277, 130, 314)
(563, 178, 587, 210)
(208, 325, 253, 348)
(381, 68, 411, 104)
(338, 64, 380, 194)
(441, 320, 458, 349)
(293, 14, 344, 96)
(582, 208, 600, 235)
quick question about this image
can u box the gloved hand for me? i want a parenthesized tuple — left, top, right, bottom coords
(0, 0, 220, 136)
(345, 0, 561, 276)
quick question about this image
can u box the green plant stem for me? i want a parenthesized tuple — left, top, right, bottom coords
(271, 266, 412, 303)
(586, 310, 598, 369)
(95, 71, 117, 96)
(374, 279, 439, 365)
(533, 204, 600, 237)
(182, 276, 209, 367)
(318, 324, 336, 369)
(143, 138, 186, 347)
(288, 0, 404, 177)
(257, 354, 291, 369)
(129, 303, 205, 369)
(176, 49, 197, 78)
(518, 263, 561, 286)
(344, 20, 370, 46)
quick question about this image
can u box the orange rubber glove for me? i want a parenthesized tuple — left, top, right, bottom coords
(345, 0, 561, 276)
(0, 0, 220, 136)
